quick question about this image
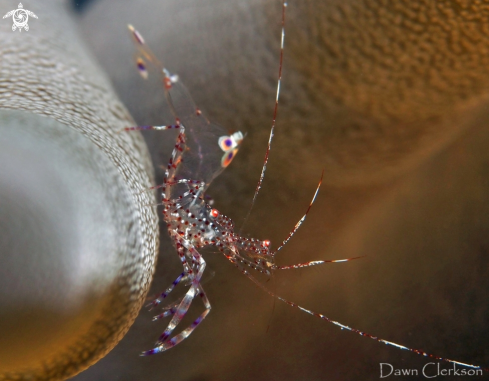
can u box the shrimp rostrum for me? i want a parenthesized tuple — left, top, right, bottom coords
(125, 3, 486, 373)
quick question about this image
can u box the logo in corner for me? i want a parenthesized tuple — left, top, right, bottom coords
(3, 3, 37, 32)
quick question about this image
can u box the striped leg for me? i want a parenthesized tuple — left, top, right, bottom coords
(123, 124, 189, 198)
(142, 248, 207, 355)
(139, 179, 204, 200)
(173, 241, 194, 280)
(152, 302, 180, 321)
(121, 124, 181, 132)
(164, 128, 186, 182)
(147, 272, 185, 309)
(155, 284, 211, 350)
(138, 181, 188, 195)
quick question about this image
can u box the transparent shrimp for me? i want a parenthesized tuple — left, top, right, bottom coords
(125, 1, 487, 373)
(126, 19, 339, 355)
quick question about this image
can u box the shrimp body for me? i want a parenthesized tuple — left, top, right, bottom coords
(127, 26, 279, 354)
(139, 121, 273, 354)
(162, 174, 272, 275)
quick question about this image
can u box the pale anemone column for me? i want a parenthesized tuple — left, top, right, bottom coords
(0, 1, 158, 380)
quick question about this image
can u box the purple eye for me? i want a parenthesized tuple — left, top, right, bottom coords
(219, 136, 235, 151)
(221, 149, 238, 168)
(218, 134, 242, 152)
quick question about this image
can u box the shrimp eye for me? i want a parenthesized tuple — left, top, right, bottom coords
(262, 240, 271, 248)
(218, 131, 244, 152)
(210, 209, 219, 218)
(218, 136, 236, 151)
(221, 148, 238, 168)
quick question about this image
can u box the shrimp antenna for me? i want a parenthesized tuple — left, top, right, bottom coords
(224, 253, 488, 373)
(240, 1, 287, 233)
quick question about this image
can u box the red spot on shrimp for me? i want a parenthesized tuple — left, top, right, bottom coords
(164, 77, 172, 89)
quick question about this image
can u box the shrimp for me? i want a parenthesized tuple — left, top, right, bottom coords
(125, 1, 487, 373)
(125, 14, 338, 354)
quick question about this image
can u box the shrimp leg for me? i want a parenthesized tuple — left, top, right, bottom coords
(142, 247, 209, 354)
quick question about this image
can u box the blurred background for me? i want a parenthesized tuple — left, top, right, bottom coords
(31, 0, 489, 379)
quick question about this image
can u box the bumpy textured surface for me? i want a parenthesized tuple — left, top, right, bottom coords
(0, 0, 158, 380)
(285, 0, 489, 183)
